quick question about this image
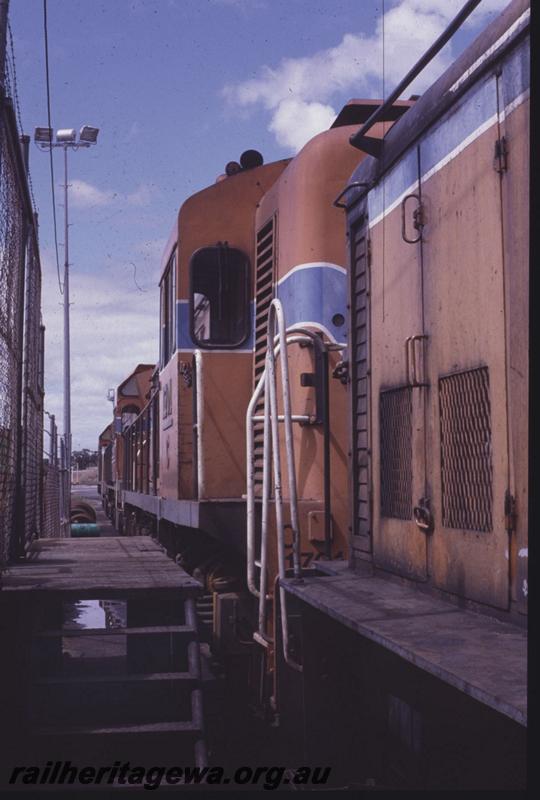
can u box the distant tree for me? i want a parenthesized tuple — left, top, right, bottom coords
(72, 449, 98, 469)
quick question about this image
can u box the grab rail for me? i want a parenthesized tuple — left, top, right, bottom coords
(193, 350, 205, 500)
(246, 331, 313, 601)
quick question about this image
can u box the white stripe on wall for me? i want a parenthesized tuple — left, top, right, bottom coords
(276, 261, 346, 286)
(449, 8, 530, 94)
(368, 91, 527, 230)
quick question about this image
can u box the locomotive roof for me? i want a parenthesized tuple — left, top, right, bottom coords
(117, 362, 155, 394)
(98, 422, 112, 441)
(331, 98, 415, 129)
(344, 0, 529, 206)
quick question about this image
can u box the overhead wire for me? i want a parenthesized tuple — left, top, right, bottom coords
(43, 0, 63, 294)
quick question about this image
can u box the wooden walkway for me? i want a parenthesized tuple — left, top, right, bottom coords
(0, 536, 207, 782)
(282, 561, 527, 727)
(0, 536, 202, 596)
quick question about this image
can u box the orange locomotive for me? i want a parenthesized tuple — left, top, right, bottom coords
(98, 0, 528, 787)
(99, 363, 154, 529)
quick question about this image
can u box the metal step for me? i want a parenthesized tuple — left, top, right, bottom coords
(35, 624, 197, 639)
(34, 671, 197, 686)
(34, 719, 202, 737)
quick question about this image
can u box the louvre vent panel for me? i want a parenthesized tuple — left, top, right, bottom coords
(439, 367, 493, 532)
(380, 388, 413, 520)
(253, 217, 276, 493)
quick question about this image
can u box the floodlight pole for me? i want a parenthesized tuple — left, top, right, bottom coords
(63, 143, 72, 481)
(34, 127, 99, 536)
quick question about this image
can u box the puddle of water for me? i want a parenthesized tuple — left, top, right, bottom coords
(62, 600, 127, 630)
(61, 601, 128, 673)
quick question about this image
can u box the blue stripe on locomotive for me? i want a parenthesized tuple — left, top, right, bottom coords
(367, 35, 529, 225)
(276, 263, 348, 344)
(175, 264, 347, 350)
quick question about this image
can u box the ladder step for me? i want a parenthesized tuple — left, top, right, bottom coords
(253, 631, 271, 648)
(35, 625, 196, 639)
(252, 414, 310, 423)
(34, 720, 202, 738)
(34, 671, 196, 686)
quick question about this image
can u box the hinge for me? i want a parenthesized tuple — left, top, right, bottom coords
(493, 136, 508, 174)
(367, 238, 372, 266)
(504, 489, 516, 534)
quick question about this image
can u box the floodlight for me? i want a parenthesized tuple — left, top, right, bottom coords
(34, 127, 53, 143)
(56, 128, 76, 143)
(79, 125, 99, 144)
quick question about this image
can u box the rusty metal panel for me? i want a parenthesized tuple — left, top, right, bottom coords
(201, 351, 253, 499)
(439, 367, 493, 533)
(368, 150, 427, 582)
(420, 74, 509, 609)
(497, 39, 529, 613)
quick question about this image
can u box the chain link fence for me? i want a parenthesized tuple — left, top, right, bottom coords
(1, 79, 50, 564)
(0, 96, 26, 565)
(20, 228, 45, 547)
(42, 414, 66, 538)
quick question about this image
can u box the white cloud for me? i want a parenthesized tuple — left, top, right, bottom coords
(70, 180, 117, 208)
(126, 183, 159, 207)
(269, 98, 337, 151)
(68, 179, 159, 210)
(223, 0, 509, 152)
(40, 248, 160, 450)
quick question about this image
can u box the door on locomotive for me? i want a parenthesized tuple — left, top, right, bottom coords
(347, 0, 529, 611)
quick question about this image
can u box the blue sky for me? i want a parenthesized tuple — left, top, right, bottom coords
(8, 0, 507, 450)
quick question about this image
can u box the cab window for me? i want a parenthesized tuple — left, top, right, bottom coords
(189, 245, 249, 348)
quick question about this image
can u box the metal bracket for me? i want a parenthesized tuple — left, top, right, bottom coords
(405, 335, 429, 387)
(349, 135, 383, 158)
(401, 193, 424, 243)
(504, 490, 516, 534)
(179, 361, 193, 388)
(493, 136, 508, 174)
(333, 181, 371, 209)
(332, 360, 350, 385)
(413, 497, 434, 533)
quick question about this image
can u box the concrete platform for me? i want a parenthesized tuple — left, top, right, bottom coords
(281, 564, 527, 727)
(0, 537, 202, 597)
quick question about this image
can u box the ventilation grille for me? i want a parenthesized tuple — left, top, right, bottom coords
(439, 367, 493, 532)
(380, 387, 413, 520)
(253, 217, 276, 492)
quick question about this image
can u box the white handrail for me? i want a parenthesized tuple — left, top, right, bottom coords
(246, 332, 312, 599)
(246, 302, 320, 672)
(266, 300, 303, 672)
(194, 349, 205, 500)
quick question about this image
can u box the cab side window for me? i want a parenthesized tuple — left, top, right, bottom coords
(160, 250, 177, 366)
